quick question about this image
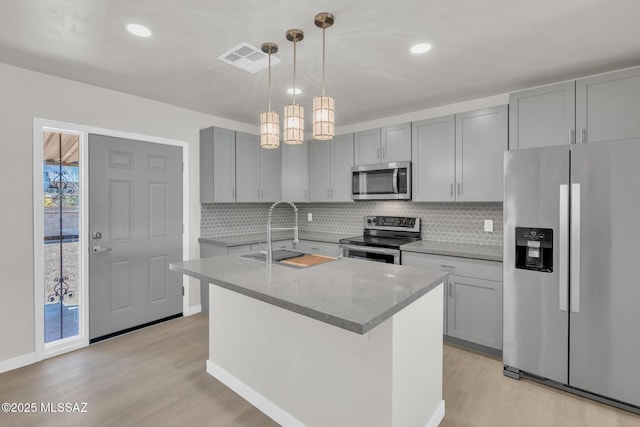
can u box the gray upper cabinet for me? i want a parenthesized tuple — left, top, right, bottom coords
(509, 81, 576, 150)
(332, 133, 355, 202)
(354, 123, 411, 166)
(411, 107, 507, 202)
(381, 123, 412, 163)
(200, 127, 236, 203)
(235, 132, 281, 202)
(354, 128, 381, 166)
(309, 133, 354, 202)
(412, 116, 456, 202)
(235, 132, 259, 202)
(576, 67, 640, 144)
(455, 105, 508, 202)
(260, 144, 282, 202)
(281, 141, 309, 202)
(309, 140, 332, 202)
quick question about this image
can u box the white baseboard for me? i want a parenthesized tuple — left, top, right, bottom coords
(207, 359, 445, 427)
(206, 360, 305, 427)
(0, 352, 37, 374)
(425, 400, 446, 427)
(184, 304, 202, 316)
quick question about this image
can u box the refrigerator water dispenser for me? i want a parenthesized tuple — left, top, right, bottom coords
(515, 227, 553, 272)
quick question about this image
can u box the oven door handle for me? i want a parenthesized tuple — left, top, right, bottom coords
(340, 244, 400, 256)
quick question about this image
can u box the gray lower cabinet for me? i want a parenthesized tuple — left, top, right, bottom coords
(294, 240, 341, 257)
(401, 251, 503, 351)
(309, 134, 354, 202)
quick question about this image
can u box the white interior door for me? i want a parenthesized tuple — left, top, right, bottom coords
(89, 134, 183, 340)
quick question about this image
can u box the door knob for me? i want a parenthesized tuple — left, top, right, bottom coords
(92, 246, 112, 254)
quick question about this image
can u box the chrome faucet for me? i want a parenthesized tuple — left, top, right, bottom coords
(266, 200, 299, 263)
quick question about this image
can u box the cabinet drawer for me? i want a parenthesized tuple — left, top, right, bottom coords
(296, 240, 340, 257)
(227, 244, 251, 255)
(401, 251, 502, 281)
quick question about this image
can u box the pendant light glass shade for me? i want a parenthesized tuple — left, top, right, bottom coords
(312, 95, 335, 140)
(260, 42, 280, 149)
(284, 104, 304, 144)
(313, 13, 335, 141)
(284, 29, 304, 144)
(260, 111, 280, 149)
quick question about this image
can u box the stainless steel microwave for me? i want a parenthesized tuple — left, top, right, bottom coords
(351, 162, 411, 200)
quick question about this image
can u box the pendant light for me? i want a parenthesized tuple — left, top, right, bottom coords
(312, 12, 335, 140)
(260, 42, 280, 149)
(283, 29, 304, 145)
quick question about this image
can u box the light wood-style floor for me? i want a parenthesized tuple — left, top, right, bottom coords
(1, 314, 638, 427)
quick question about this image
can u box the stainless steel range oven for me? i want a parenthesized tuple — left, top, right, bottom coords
(339, 216, 421, 264)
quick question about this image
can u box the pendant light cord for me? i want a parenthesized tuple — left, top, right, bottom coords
(322, 28, 326, 96)
(268, 52, 272, 111)
(293, 39, 297, 104)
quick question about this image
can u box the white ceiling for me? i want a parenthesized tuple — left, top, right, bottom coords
(1, 0, 640, 129)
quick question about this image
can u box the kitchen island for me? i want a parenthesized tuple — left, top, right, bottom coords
(171, 254, 447, 427)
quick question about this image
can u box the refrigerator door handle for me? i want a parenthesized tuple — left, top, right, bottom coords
(559, 184, 569, 312)
(571, 183, 581, 313)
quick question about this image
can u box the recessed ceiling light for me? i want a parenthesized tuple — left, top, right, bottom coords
(410, 43, 432, 54)
(287, 88, 302, 95)
(126, 23, 152, 38)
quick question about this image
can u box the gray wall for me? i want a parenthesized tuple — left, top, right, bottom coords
(201, 202, 503, 246)
(0, 62, 255, 365)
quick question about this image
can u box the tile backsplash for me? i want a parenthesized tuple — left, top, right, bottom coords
(201, 201, 503, 246)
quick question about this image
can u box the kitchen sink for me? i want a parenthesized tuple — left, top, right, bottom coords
(240, 249, 305, 263)
(240, 249, 338, 268)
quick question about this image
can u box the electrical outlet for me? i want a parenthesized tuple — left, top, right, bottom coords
(308, 212, 313, 222)
(484, 219, 494, 232)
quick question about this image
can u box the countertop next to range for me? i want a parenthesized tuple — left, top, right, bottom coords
(198, 231, 353, 246)
(400, 240, 503, 262)
(171, 255, 446, 335)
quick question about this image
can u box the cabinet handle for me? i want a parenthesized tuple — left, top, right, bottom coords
(448, 281, 453, 298)
(262, 189, 264, 199)
(457, 183, 461, 197)
(327, 189, 330, 198)
(377, 148, 380, 159)
(580, 128, 586, 144)
(232, 187, 236, 199)
(382, 147, 386, 159)
(440, 264, 456, 269)
(330, 188, 333, 199)
(450, 183, 453, 197)
(569, 129, 575, 144)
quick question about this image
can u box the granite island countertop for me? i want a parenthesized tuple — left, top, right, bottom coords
(171, 255, 446, 334)
(400, 240, 503, 262)
(198, 231, 354, 247)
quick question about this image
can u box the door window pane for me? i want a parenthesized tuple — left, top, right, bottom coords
(43, 132, 80, 343)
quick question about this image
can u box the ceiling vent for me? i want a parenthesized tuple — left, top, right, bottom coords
(217, 42, 281, 74)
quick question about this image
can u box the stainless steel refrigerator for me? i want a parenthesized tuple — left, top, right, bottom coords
(503, 141, 640, 411)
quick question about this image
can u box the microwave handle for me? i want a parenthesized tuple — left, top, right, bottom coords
(392, 169, 399, 194)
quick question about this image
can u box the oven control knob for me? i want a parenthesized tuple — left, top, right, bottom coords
(367, 218, 373, 225)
